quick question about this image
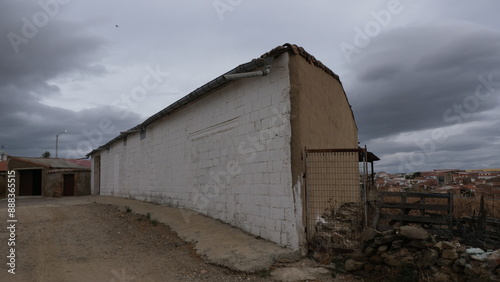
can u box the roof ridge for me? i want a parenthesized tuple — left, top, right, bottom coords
(261, 43, 341, 82)
(8, 156, 89, 169)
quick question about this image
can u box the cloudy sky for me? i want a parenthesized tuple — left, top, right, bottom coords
(1, 0, 499, 173)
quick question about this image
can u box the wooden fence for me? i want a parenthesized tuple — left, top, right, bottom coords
(373, 192, 453, 230)
(459, 195, 500, 246)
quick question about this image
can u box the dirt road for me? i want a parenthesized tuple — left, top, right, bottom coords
(0, 197, 271, 282)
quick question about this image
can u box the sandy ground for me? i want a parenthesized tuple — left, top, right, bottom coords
(0, 197, 272, 282)
(0, 196, 362, 282)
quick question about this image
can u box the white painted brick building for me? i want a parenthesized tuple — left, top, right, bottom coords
(89, 44, 359, 251)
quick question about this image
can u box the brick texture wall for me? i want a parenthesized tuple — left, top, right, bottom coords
(96, 53, 301, 249)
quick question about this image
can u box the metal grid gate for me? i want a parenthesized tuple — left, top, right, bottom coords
(305, 148, 367, 241)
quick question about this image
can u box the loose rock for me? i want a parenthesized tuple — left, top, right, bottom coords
(345, 259, 365, 271)
(398, 225, 429, 240)
(342, 225, 500, 281)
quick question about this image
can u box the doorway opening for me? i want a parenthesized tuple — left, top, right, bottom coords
(19, 169, 42, 196)
(63, 174, 75, 196)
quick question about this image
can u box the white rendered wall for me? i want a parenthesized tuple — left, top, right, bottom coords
(96, 53, 301, 249)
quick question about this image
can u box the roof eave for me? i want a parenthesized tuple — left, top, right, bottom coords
(87, 43, 356, 157)
(87, 56, 274, 157)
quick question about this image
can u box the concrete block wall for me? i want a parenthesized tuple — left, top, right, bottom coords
(97, 52, 301, 249)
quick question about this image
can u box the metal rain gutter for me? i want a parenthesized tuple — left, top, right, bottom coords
(223, 67, 270, 80)
(87, 56, 274, 157)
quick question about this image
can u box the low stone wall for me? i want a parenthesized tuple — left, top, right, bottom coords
(345, 225, 500, 281)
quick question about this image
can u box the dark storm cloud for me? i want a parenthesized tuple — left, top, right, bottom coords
(0, 1, 141, 158)
(341, 20, 500, 171)
(364, 116, 500, 172)
(347, 21, 500, 144)
(1, 1, 106, 82)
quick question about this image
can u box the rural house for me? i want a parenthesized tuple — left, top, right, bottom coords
(6, 156, 91, 197)
(88, 44, 367, 252)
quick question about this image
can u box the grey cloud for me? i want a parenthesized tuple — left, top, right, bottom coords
(358, 63, 402, 82)
(0, 1, 140, 158)
(370, 123, 500, 173)
(0, 101, 141, 158)
(347, 22, 500, 144)
(0, 1, 107, 85)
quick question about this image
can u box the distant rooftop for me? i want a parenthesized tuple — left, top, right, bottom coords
(8, 156, 90, 170)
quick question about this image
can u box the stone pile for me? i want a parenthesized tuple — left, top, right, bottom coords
(344, 225, 500, 281)
(310, 202, 364, 262)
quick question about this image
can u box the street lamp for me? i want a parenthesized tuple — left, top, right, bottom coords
(55, 130, 67, 158)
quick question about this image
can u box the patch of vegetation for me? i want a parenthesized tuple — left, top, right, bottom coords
(151, 219, 159, 226)
(256, 268, 271, 278)
(146, 212, 151, 220)
(125, 206, 132, 213)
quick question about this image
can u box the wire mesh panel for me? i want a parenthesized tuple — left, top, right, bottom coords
(305, 149, 364, 241)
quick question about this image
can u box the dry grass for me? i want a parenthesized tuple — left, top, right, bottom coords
(453, 195, 499, 218)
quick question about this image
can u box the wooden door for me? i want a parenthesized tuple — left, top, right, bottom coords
(63, 174, 75, 196)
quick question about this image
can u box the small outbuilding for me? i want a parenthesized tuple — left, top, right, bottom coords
(6, 156, 91, 197)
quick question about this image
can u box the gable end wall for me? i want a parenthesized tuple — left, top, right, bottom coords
(288, 53, 359, 246)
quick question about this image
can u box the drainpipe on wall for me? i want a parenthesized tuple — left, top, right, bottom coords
(223, 66, 271, 80)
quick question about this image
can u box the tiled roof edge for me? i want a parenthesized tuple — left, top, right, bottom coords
(262, 43, 341, 83)
(48, 168, 90, 174)
(8, 156, 51, 168)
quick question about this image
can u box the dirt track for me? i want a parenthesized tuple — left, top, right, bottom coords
(0, 197, 270, 282)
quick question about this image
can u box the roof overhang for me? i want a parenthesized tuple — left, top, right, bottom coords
(87, 43, 351, 156)
(87, 53, 276, 156)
